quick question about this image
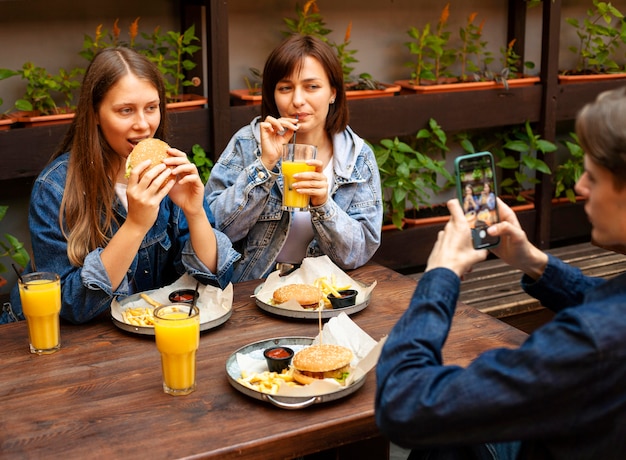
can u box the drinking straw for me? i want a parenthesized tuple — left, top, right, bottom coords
(12, 263, 26, 288)
(292, 114, 298, 145)
(189, 280, 200, 316)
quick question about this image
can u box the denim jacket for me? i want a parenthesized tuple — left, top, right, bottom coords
(205, 116, 383, 283)
(4, 153, 240, 324)
(376, 255, 626, 459)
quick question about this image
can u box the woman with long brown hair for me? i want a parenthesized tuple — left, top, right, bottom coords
(4, 47, 239, 324)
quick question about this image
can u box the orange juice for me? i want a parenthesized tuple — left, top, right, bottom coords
(282, 161, 315, 210)
(19, 273, 61, 354)
(154, 305, 200, 395)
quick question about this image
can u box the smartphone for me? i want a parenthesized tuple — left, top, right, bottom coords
(454, 152, 500, 249)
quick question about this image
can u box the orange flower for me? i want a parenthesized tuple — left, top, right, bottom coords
(129, 17, 140, 46)
(112, 19, 121, 41)
(344, 21, 352, 43)
(304, 0, 317, 15)
(95, 24, 103, 44)
(508, 38, 517, 50)
(478, 18, 485, 35)
(439, 3, 450, 26)
(468, 12, 477, 24)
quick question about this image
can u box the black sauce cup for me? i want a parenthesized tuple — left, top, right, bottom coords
(168, 289, 199, 305)
(328, 289, 358, 309)
(263, 346, 294, 373)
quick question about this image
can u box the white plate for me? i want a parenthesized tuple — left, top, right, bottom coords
(226, 336, 366, 409)
(254, 282, 370, 320)
(111, 289, 232, 336)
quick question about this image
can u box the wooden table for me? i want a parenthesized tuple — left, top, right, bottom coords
(0, 263, 528, 459)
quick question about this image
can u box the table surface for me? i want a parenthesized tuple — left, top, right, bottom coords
(0, 263, 528, 459)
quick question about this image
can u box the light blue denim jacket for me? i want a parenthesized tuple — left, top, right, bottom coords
(205, 116, 383, 283)
(4, 153, 240, 324)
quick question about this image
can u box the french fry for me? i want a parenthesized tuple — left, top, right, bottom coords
(236, 368, 297, 394)
(140, 293, 161, 308)
(313, 275, 352, 308)
(122, 306, 155, 327)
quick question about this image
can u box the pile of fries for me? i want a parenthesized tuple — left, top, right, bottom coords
(237, 369, 299, 395)
(313, 275, 352, 308)
(120, 293, 162, 327)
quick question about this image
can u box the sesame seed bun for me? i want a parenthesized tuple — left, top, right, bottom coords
(125, 138, 171, 178)
(272, 284, 322, 309)
(292, 344, 353, 385)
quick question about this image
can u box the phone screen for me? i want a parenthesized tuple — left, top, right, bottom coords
(455, 152, 500, 249)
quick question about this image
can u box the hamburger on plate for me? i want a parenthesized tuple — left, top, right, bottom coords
(272, 284, 322, 309)
(125, 138, 171, 178)
(292, 344, 354, 386)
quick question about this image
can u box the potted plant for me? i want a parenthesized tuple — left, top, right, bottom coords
(81, 18, 206, 109)
(560, 0, 626, 83)
(397, 5, 495, 93)
(0, 62, 82, 127)
(230, 67, 263, 106)
(373, 118, 454, 230)
(231, 1, 399, 104)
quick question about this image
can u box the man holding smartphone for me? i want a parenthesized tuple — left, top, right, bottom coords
(375, 86, 626, 459)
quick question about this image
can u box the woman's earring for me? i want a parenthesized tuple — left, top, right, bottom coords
(330, 98, 335, 104)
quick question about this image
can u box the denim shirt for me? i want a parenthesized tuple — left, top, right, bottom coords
(205, 116, 383, 283)
(4, 153, 240, 324)
(375, 255, 626, 459)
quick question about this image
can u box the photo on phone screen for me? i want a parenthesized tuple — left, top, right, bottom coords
(454, 152, 500, 249)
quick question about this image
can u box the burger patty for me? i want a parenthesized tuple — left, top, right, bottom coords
(294, 364, 351, 380)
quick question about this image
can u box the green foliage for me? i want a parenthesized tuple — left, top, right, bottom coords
(141, 24, 201, 102)
(81, 18, 201, 102)
(0, 62, 82, 115)
(374, 118, 453, 229)
(498, 121, 555, 201)
(457, 120, 556, 202)
(244, 67, 263, 96)
(0, 206, 30, 278)
(565, 0, 626, 74)
(282, 0, 332, 38)
(190, 144, 214, 184)
(405, 3, 455, 84)
(458, 12, 492, 81)
(554, 133, 584, 202)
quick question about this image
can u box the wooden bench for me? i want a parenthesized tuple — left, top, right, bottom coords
(407, 242, 626, 333)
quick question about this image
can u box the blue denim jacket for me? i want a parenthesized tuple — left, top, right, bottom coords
(205, 117, 383, 282)
(4, 153, 240, 324)
(376, 255, 626, 459)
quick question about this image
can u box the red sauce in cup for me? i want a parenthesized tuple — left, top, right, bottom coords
(266, 347, 292, 359)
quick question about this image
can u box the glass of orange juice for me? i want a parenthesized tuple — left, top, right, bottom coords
(18, 271, 61, 355)
(282, 143, 317, 211)
(153, 304, 200, 396)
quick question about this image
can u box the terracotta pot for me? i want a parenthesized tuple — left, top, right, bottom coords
(402, 205, 451, 227)
(0, 115, 15, 131)
(230, 89, 262, 106)
(498, 76, 541, 88)
(395, 78, 496, 94)
(9, 109, 74, 127)
(166, 94, 208, 112)
(345, 83, 401, 100)
(558, 73, 626, 85)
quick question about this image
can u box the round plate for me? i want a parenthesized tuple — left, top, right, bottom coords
(253, 282, 370, 320)
(226, 336, 366, 410)
(111, 290, 232, 336)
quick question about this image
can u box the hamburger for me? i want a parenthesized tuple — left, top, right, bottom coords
(272, 284, 322, 309)
(125, 138, 171, 178)
(292, 344, 354, 386)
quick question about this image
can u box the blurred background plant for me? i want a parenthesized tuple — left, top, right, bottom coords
(0, 206, 30, 289)
(190, 144, 214, 184)
(554, 132, 584, 202)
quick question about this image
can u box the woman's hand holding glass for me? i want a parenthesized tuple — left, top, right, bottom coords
(259, 115, 299, 171)
(291, 159, 328, 207)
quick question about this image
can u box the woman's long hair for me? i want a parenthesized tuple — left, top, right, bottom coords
(261, 34, 349, 135)
(52, 47, 168, 266)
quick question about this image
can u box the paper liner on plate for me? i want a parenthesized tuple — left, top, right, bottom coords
(111, 273, 233, 325)
(255, 255, 377, 311)
(234, 312, 386, 397)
